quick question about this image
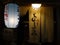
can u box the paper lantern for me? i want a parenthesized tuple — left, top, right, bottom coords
(4, 3, 20, 28)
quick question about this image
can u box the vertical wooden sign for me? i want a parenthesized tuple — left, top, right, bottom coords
(29, 7, 40, 43)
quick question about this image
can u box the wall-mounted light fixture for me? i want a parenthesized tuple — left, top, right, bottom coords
(32, 4, 41, 10)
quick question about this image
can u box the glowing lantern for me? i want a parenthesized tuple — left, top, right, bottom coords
(4, 3, 20, 28)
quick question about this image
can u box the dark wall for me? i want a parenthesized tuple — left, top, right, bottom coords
(56, 7, 60, 45)
(0, 2, 4, 45)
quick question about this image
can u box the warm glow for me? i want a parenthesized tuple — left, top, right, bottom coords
(32, 4, 41, 9)
(9, 18, 14, 24)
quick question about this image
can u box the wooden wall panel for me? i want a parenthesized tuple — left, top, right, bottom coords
(29, 6, 54, 43)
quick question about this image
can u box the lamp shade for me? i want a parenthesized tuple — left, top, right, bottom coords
(4, 3, 20, 28)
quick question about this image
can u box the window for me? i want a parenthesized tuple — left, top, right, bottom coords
(4, 3, 20, 28)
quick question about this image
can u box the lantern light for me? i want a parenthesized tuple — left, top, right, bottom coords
(32, 4, 41, 10)
(4, 3, 20, 28)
